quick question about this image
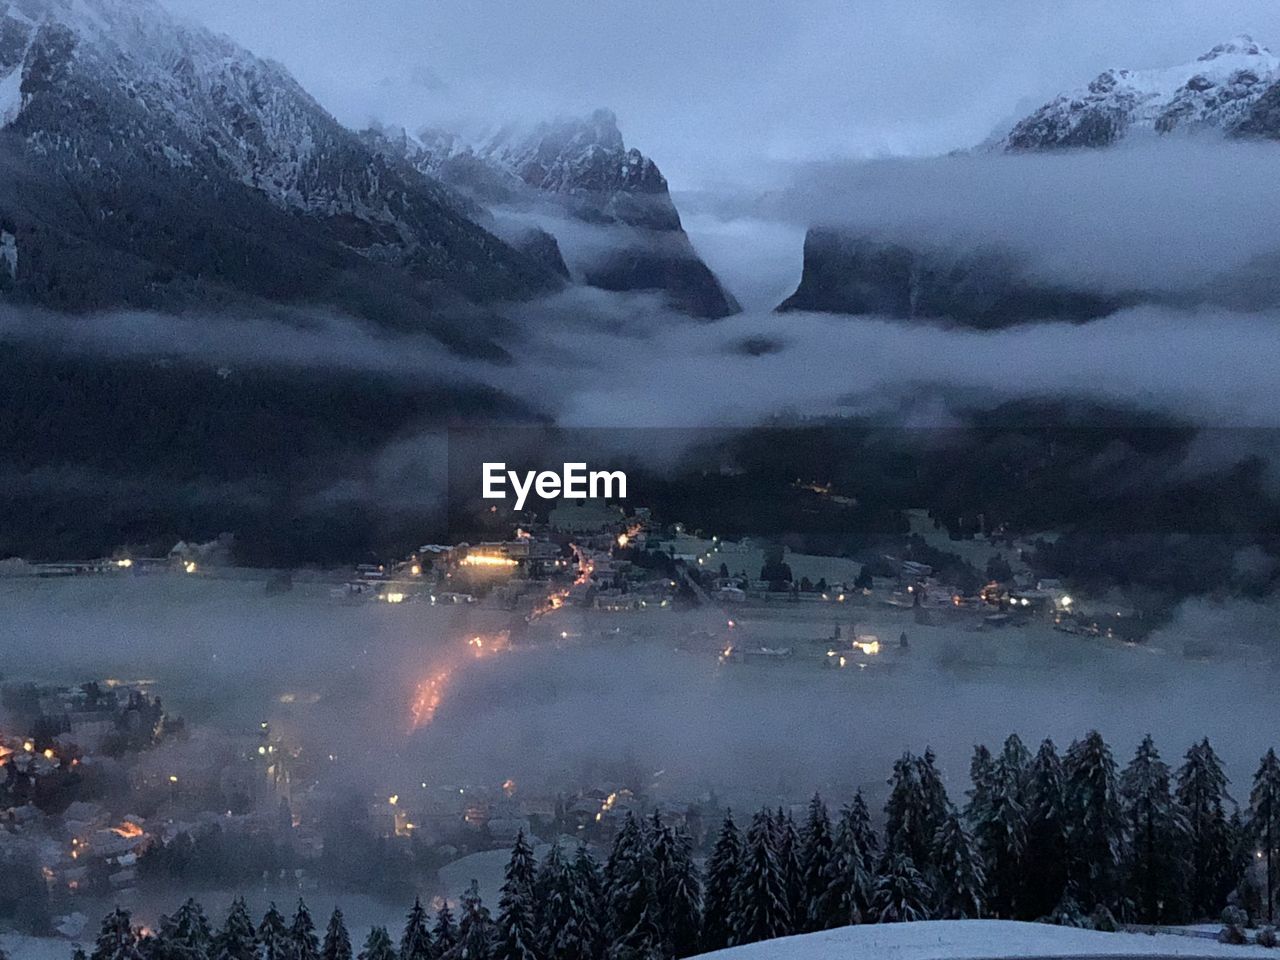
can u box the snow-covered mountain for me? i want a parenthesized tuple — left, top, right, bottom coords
(1002, 35, 1280, 149)
(0, 0, 561, 349)
(366, 111, 740, 318)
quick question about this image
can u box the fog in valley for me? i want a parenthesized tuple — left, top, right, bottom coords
(3, 576, 1277, 811)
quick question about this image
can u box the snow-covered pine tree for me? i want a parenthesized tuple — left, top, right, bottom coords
(916, 749, 952, 861)
(455, 881, 496, 960)
(357, 926, 396, 960)
(971, 744, 1027, 918)
(871, 853, 933, 923)
(1121, 734, 1188, 923)
(1250, 747, 1280, 925)
(90, 907, 143, 960)
(603, 813, 663, 960)
(495, 831, 541, 960)
(212, 897, 258, 960)
(433, 903, 460, 958)
(539, 841, 591, 960)
(799, 794, 835, 931)
(732, 809, 791, 944)
(773, 810, 804, 935)
(884, 752, 930, 868)
(290, 900, 321, 960)
(156, 897, 214, 960)
(999, 734, 1032, 799)
(932, 807, 986, 919)
(257, 904, 290, 960)
(321, 907, 353, 960)
(965, 744, 996, 825)
(649, 812, 677, 952)
(701, 813, 743, 952)
(662, 825, 704, 958)
(1023, 738, 1068, 920)
(571, 845, 604, 958)
(1176, 738, 1236, 920)
(401, 897, 433, 960)
(1062, 731, 1124, 912)
(823, 792, 878, 927)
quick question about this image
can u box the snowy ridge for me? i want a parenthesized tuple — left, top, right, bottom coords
(694, 920, 1271, 960)
(386, 109, 684, 231)
(0, 0, 560, 311)
(1003, 35, 1280, 149)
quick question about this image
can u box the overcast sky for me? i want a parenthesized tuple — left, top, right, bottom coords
(165, 0, 1280, 187)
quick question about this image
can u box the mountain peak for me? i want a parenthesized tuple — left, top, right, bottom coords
(1002, 34, 1280, 150)
(1199, 34, 1271, 61)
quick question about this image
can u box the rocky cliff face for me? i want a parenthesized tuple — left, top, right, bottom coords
(777, 231, 1127, 327)
(1002, 35, 1280, 150)
(368, 110, 740, 318)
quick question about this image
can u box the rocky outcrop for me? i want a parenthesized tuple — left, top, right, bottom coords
(368, 110, 739, 318)
(778, 230, 1127, 328)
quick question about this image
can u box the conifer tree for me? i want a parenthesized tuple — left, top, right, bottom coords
(495, 832, 541, 960)
(884, 753, 930, 868)
(571, 846, 604, 958)
(701, 813, 743, 952)
(1120, 734, 1188, 923)
(321, 908, 352, 960)
(798, 794, 835, 931)
(662, 825, 704, 958)
(156, 898, 213, 960)
(871, 853, 933, 923)
(999, 734, 1032, 799)
(1250, 748, 1280, 925)
(1062, 731, 1124, 911)
(90, 907, 143, 960)
(603, 813, 662, 960)
(257, 904, 290, 960)
(932, 808, 987, 919)
(915, 748, 952, 867)
(290, 900, 320, 960)
(823, 793, 877, 926)
(1176, 738, 1235, 919)
(357, 927, 396, 960)
(773, 810, 804, 934)
(966, 744, 996, 825)
(1023, 739, 1068, 920)
(732, 809, 791, 944)
(213, 897, 258, 960)
(971, 745, 1026, 918)
(455, 881, 495, 960)
(539, 842, 593, 960)
(433, 904, 459, 959)
(401, 898, 433, 960)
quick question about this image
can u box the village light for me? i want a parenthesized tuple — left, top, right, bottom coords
(184, 560, 197, 574)
(1061, 595, 1073, 607)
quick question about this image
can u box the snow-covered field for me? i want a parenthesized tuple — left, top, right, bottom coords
(692, 920, 1271, 960)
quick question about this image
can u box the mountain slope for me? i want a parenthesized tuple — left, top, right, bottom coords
(367, 110, 740, 319)
(0, 0, 561, 349)
(1002, 35, 1280, 150)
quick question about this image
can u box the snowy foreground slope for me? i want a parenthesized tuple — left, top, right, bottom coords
(693, 921, 1270, 960)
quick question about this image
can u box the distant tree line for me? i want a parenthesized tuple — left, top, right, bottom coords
(76, 731, 1280, 960)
